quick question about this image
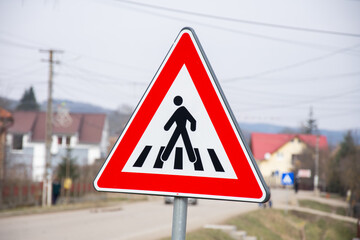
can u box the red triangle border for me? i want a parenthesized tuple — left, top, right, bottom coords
(94, 28, 270, 203)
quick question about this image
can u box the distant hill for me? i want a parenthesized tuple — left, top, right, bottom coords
(1, 97, 346, 146)
(238, 122, 345, 147)
(0, 97, 111, 114)
(0, 97, 19, 110)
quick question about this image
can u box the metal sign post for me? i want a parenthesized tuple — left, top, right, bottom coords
(281, 172, 294, 214)
(171, 197, 188, 240)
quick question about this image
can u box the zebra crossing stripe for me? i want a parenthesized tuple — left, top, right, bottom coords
(174, 147, 183, 170)
(133, 145, 225, 172)
(193, 149, 203, 171)
(133, 145, 152, 167)
(153, 146, 165, 169)
(207, 149, 224, 172)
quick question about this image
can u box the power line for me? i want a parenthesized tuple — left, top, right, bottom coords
(231, 98, 359, 112)
(222, 43, 360, 82)
(223, 72, 360, 98)
(60, 63, 147, 85)
(115, 0, 360, 38)
(107, 1, 360, 56)
(0, 61, 43, 76)
(0, 30, 51, 48)
(232, 71, 360, 86)
(238, 87, 360, 112)
(57, 72, 146, 86)
(272, 71, 360, 82)
(0, 66, 45, 81)
(61, 63, 131, 83)
(225, 84, 360, 110)
(0, 37, 40, 50)
(64, 50, 153, 73)
(54, 79, 139, 103)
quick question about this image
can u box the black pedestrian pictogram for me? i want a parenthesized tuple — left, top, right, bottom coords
(161, 96, 197, 163)
(132, 95, 224, 173)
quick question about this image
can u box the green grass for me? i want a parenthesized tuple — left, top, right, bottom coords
(298, 199, 347, 216)
(161, 209, 356, 240)
(290, 210, 355, 240)
(227, 209, 301, 240)
(228, 209, 355, 240)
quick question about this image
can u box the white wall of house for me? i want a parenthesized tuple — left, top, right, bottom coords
(51, 134, 77, 154)
(76, 144, 101, 165)
(7, 133, 103, 181)
(6, 134, 12, 148)
(6, 116, 109, 181)
(6, 133, 46, 181)
(31, 143, 46, 181)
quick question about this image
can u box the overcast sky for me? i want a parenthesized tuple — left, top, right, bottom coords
(0, 0, 359, 131)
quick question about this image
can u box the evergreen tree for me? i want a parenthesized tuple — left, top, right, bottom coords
(301, 106, 317, 134)
(57, 147, 79, 180)
(327, 131, 360, 213)
(16, 86, 40, 111)
(336, 132, 359, 198)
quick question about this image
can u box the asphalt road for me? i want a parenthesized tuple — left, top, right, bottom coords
(0, 189, 288, 240)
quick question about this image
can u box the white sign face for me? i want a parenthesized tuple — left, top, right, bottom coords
(122, 65, 237, 179)
(298, 169, 311, 178)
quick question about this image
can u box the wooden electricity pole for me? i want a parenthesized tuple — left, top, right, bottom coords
(40, 49, 63, 207)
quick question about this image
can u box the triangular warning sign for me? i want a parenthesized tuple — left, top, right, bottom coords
(94, 27, 270, 202)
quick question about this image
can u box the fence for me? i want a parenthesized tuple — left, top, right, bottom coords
(0, 180, 97, 209)
(0, 181, 43, 209)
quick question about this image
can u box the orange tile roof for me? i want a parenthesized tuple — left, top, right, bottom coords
(0, 107, 13, 130)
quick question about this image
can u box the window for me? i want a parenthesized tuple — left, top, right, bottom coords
(66, 136, 71, 146)
(292, 154, 300, 165)
(12, 134, 23, 150)
(58, 136, 63, 145)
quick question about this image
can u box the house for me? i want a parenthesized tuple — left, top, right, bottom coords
(6, 111, 109, 181)
(251, 132, 328, 186)
(0, 107, 14, 180)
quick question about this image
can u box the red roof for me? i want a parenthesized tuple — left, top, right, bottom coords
(79, 114, 107, 144)
(8, 111, 37, 133)
(8, 111, 106, 144)
(251, 132, 328, 160)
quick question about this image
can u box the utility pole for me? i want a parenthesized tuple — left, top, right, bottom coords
(314, 134, 319, 196)
(40, 49, 63, 207)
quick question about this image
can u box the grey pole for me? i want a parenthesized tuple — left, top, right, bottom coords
(314, 135, 320, 195)
(171, 197, 188, 240)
